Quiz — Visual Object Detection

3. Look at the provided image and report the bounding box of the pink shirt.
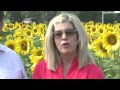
[32,57,105,79]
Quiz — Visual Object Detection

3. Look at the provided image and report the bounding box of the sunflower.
[29,48,44,64]
[23,29,33,39]
[38,23,47,33]
[31,48,44,56]
[106,23,113,29]
[87,33,93,50]
[6,34,13,41]
[21,24,26,29]
[6,23,15,31]
[5,40,20,53]
[95,22,102,26]
[25,25,32,30]
[96,26,106,35]
[29,56,41,64]
[39,34,45,46]
[13,30,21,39]
[113,24,118,30]
[92,39,108,58]
[86,21,94,26]
[32,27,38,35]
[32,22,37,28]
[91,26,96,32]
[14,22,21,29]
[102,31,120,52]
[85,25,91,31]
[13,29,25,40]
[18,38,30,55]
[2,23,9,32]
[117,24,120,30]
[37,27,45,35]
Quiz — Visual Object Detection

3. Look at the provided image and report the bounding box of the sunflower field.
[0,22,47,78]
[0,21,120,79]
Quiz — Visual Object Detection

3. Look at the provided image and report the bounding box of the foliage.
[94,53,120,79]
[85,21,120,79]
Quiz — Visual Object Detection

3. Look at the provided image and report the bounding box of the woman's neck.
[60,52,77,78]
[60,52,77,65]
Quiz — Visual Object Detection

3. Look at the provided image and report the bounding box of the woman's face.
[54,22,78,56]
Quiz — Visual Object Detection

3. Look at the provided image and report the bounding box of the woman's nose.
[62,32,67,39]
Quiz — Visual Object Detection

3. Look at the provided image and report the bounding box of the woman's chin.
[60,51,72,55]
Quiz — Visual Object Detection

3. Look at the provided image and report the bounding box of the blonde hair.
[45,12,95,71]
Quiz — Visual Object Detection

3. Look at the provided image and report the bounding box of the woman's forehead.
[54,22,73,29]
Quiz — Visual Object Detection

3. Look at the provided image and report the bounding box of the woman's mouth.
[62,43,70,48]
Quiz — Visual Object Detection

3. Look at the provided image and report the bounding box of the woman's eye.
[56,32,62,36]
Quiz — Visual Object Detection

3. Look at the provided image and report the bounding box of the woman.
[32,12,105,79]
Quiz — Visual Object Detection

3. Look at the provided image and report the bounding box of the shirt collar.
[56,56,78,78]
[59,56,78,70]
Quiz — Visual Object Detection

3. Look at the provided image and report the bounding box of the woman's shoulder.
[87,63,99,67]
[82,63,103,74]
[37,60,46,65]
[32,60,47,79]
[86,64,102,71]
[36,60,46,68]
[38,60,46,64]
[86,64,105,78]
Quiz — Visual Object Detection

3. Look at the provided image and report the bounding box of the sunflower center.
[35,51,42,56]
[92,28,96,32]
[100,44,107,52]
[21,35,24,39]
[16,26,19,29]
[88,37,92,45]
[23,26,25,28]
[16,36,18,38]
[107,34,117,45]
[8,44,14,50]
[99,29,103,33]
[27,27,31,29]
[34,29,37,33]
[119,25,120,28]
[21,41,27,50]
[27,31,31,36]
[7,25,10,28]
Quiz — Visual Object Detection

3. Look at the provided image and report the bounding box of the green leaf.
[106,74,112,79]
[25,63,31,67]
[0,32,13,36]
